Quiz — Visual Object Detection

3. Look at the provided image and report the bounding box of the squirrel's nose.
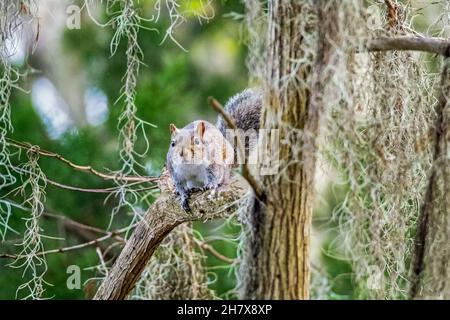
[179,149,184,157]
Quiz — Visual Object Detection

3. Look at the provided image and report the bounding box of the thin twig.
[42,211,126,243]
[194,238,235,264]
[46,177,122,193]
[0,224,136,259]
[46,177,158,194]
[0,234,112,258]
[96,246,109,277]
[208,96,264,199]
[0,200,126,243]
[7,138,158,183]
[10,163,149,194]
[36,233,116,256]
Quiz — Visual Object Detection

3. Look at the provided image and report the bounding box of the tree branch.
[43,211,127,243]
[0,223,133,259]
[93,172,248,300]
[45,177,158,194]
[7,138,157,183]
[194,238,236,264]
[366,36,450,57]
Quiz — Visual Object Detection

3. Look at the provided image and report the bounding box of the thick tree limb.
[366,36,450,57]
[93,172,247,300]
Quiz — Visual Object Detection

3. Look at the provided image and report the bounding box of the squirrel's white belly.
[174,164,209,189]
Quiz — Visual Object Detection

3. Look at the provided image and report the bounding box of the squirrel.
[166,88,262,212]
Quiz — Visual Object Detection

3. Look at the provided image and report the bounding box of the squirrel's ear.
[169,123,179,136]
[196,121,206,139]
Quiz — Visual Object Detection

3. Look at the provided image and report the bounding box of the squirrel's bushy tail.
[216,88,262,136]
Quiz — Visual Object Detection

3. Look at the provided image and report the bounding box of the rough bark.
[410,58,450,299]
[240,1,340,300]
[94,172,247,300]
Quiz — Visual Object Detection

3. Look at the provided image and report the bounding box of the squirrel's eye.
[171,140,175,147]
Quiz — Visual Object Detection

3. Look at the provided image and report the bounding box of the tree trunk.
[240,0,340,300]
[410,58,450,299]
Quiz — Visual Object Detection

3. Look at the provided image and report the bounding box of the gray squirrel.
[166,88,262,211]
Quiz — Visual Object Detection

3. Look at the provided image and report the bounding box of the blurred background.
[0,0,444,299]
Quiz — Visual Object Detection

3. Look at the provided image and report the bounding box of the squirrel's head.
[169,121,209,166]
